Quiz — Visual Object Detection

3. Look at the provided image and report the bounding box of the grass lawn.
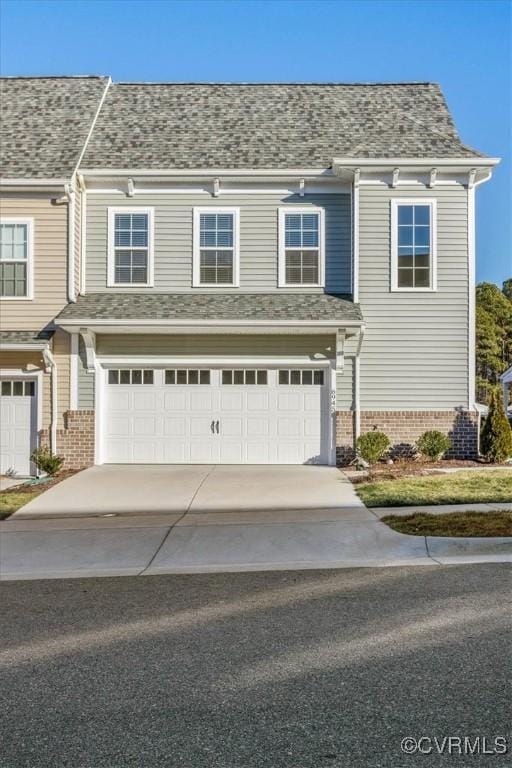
[383,511,512,537]
[356,470,512,508]
[0,489,42,519]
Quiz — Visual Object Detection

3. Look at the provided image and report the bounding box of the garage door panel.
[103,366,330,465]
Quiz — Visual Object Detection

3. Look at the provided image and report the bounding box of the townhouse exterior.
[0,80,499,475]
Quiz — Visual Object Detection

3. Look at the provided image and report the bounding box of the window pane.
[397,269,414,287]
[233,370,244,385]
[108,370,119,384]
[188,369,199,385]
[199,370,210,385]
[314,370,324,385]
[285,266,302,285]
[279,370,289,385]
[222,370,232,385]
[398,206,413,225]
[131,369,142,384]
[200,250,233,284]
[414,268,430,288]
[302,370,313,385]
[176,370,187,385]
[0,224,27,260]
[131,214,148,230]
[414,206,430,226]
[245,369,256,385]
[257,370,267,385]
[398,254,413,268]
[1,381,11,396]
[165,370,175,385]
[415,253,430,268]
[415,226,430,247]
[398,226,413,246]
[290,370,301,385]
[120,370,130,384]
[13,381,23,396]
[143,370,154,384]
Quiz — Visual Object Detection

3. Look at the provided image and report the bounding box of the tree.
[480,390,512,463]
[475,281,512,404]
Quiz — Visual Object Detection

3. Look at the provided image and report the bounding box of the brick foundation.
[336,410,478,466]
[39,410,95,470]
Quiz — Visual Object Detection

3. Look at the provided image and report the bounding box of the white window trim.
[390,198,437,292]
[278,207,325,288]
[192,207,240,288]
[107,207,154,288]
[0,217,34,300]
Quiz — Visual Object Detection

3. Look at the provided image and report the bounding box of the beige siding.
[85,192,351,294]
[0,193,68,329]
[358,184,469,410]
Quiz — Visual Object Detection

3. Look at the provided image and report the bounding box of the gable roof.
[80,82,484,170]
[0,76,109,180]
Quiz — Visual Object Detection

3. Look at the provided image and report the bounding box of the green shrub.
[417,430,452,461]
[31,446,64,476]
[480,390,512,463]
[356,430,390,465]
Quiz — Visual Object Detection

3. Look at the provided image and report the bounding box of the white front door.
[102,366,330,465]
[0,378,37,476]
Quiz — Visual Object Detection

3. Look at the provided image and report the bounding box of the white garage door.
[0,378,37,476]
[102,367,331,464]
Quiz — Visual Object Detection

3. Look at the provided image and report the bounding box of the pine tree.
[480,390,512,463]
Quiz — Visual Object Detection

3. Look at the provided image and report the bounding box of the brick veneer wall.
[336,410,478,466]
[39,410,95,470]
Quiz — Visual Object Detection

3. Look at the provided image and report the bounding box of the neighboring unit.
[0,76,109,476]
[1,80,499,474]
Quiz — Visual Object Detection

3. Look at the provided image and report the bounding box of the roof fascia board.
[57,318,364,330]
[332,157,500,168]
[0,342,50,351]
[0,179,69,188]
[79,168,334,178]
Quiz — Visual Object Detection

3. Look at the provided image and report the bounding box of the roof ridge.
[0,75,109,81]
[111,80,439,87]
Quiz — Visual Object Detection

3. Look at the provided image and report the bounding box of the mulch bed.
[348,459,509,485]
[1,470,78,496]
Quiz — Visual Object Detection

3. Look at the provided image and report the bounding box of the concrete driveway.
[12,464,363,519]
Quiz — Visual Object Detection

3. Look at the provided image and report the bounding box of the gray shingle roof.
[57,293,363,324]
[81,82,483,169]
[0,76,109,179]
[0,330,53,346]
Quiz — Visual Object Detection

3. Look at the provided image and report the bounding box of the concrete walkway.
[1,466,510,580]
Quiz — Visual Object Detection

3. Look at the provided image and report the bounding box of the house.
[0,76,110,476]
[1,81,499,473]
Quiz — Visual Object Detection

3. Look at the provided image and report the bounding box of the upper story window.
[0,219,33,299]
[278,207,325,287]
[107,207,154,287]
[193,207,240,287]
[391,199,437,291]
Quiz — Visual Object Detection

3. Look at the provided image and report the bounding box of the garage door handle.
[210,420,215,434]
[215,420,220,434]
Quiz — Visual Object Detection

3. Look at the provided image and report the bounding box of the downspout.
[42,348,58,453]
[354,325,365,442]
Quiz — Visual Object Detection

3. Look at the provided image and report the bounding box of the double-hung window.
[0,219,33,299]
[108,208,154,287]
[193,207,239,287]
[391,199,437,291]
[278,208,325,287]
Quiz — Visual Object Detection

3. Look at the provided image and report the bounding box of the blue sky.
[1,0,510,286]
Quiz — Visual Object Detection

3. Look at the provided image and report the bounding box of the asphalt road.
[1,564,510,768]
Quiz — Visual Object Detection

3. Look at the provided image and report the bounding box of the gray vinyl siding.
[358,184,469,410]
[85,193,351,293]
[77,336,94,408]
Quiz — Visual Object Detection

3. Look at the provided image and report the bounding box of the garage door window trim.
[107,207,155,288]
